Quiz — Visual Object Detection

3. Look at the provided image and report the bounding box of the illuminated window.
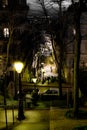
[3,28,9,38]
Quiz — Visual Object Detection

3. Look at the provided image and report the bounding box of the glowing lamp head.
[14,61,24,73]
[32,78,37,83]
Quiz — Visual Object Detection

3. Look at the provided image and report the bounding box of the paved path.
[0,108,49,130]
[0,108,87,130]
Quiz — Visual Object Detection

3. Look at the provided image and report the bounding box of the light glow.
[14,61,24,73]
[32,77,37,83]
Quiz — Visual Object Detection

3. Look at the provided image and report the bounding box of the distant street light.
[32,77,37,84]
[14,61,25,120]
[32,77,37,88]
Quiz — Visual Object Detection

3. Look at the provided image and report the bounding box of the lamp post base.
[17,101,25,121]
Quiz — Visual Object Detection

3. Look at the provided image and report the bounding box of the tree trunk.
[73,10,81,117]
[51,34,63,98]
[73,36,80,117]
[58,62,63,98]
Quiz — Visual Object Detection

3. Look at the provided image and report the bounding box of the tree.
[49,1,71,98]
[72,1,83,118]
[66,0,87,118]
[37,0,74,98]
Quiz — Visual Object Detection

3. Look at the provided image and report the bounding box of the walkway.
[0,107,87,130]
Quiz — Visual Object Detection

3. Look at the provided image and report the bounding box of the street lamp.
[32,77,37,88]
[14,61,25,120]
